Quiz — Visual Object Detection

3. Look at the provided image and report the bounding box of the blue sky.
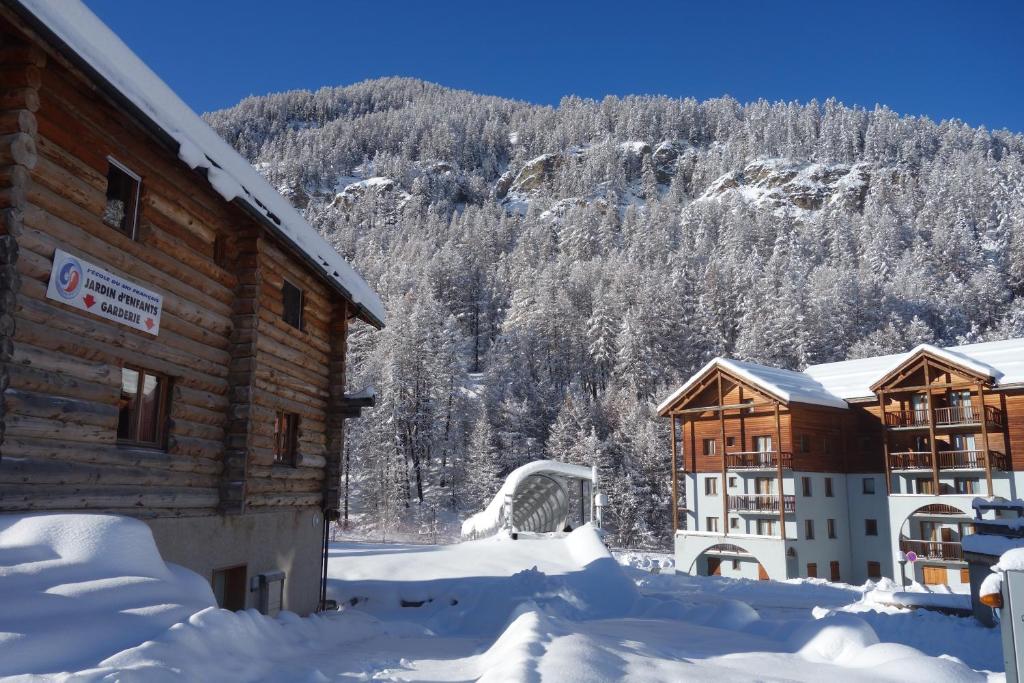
[84,0,1024,132]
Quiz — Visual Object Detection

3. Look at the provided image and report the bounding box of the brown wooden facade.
[0,4,380,613]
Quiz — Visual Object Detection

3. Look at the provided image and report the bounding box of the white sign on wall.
[46,248,163,336]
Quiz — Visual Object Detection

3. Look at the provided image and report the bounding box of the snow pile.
[17,0,386,327]
[0,514,215,676]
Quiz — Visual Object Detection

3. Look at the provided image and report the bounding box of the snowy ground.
[0,514,1005,681]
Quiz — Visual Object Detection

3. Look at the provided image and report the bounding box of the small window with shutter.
[282,280,304,330]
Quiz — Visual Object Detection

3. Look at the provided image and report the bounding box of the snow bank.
[0,513,214,676]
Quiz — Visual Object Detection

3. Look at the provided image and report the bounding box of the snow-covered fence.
[461,460,601,539]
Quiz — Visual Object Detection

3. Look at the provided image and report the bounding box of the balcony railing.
[888,449,1007,471]
[885,403,1004,429]
[728,494,796,514]
[724,451,793,470]
[899,538,964,561]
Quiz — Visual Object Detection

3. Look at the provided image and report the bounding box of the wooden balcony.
[885,403,1004,429]
[888,449,1007,471]
[728,494,796,514]
[724,451,793,470]
[899,538,964,561]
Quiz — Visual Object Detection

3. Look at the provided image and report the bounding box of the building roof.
[804,338,1024,400]
[12,0,386,328]
[660,337,1024,414]
[656,358,849,414]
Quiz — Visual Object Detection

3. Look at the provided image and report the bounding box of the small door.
[829,561,840,582]
[753,436,772,452]
[707,557,721,576]
[212,565,247,611]
[949,390,974,420]
[910,394,929,424]
[755,477,772,495]
[757,563,769,581]
[951,434,976,451]
[806,563,817,578]
[922,565,947,585]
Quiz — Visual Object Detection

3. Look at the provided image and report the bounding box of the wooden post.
[775,401,786,540]
[923,359,940,495]
[670,413,678,532]
[718,374,728,536]
[979,382,993,496]
[880,390,892,495]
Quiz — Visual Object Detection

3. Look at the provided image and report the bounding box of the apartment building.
[658,338,1024,589]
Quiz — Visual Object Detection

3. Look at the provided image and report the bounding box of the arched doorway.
[898,503,972,589]
[699,543,770,581]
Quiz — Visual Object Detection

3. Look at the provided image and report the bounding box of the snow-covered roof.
[660,337,1024,413]
[657,357,849,414]
[804,338,1024,400]
[13,0,385,328]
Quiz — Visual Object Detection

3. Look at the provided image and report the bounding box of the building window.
[702,438,717,456]
[862,477,875,495]
[706,517,719,532]
[802,477,812,497]
[282,280,304,330]
[915,478,934,495]
[954,478,977,495]
[756,519,774,536]
[823,437,833,455]
[214,234,229,268]
[726,436,736,447]
[704,477,718,496]
[104,157,141,238]
[730,517,739,529]
[865,519,878,536]
[798,434,811,453]
[212,565,247,611]
[806,563,817,578]
[804,520,815,540]
[825,477,834,497]
[117,366,169,447]
[867,561,881,580]
[728,476,737,488]
[830,561,841,582]
[959,522,975,537]
[827,519,837,539]
[960,567,970,584]
[732,559,740,570]
[273,411,299,465]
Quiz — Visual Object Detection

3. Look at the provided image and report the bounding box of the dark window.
[212,565,247,611]
[825,477,834,497]
[730,517,739,529]
[830,561,841,582]
[827,518,837,539]
[702,438,716,456]
[214,234,229,269]
[865,519,878,536]
[706,516,719,532]
[117,366,169,447]
[726,436,736,447]
[282,280,304,330]
[799,434,811,453]
[802,477,812,497]
[704,477,718,496]
[728,476,737,488]
[104,158,141,238]
[867,561,882,579]
[823,437,833,455]
[273,412,299,465]
[806,562,817,578]
[732,559,739,570]
[805,519,815,540]
[862,477,875,495]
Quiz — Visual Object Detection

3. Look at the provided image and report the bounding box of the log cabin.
[658,337,1024,594]
[0,0,385,615]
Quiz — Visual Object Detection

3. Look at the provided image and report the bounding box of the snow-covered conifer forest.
[205,78,1024,546]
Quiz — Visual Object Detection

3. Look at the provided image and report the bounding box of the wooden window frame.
[864,518,878,536]
[960,567,970,584]
[726,436,736,447]
[801,476,812,497]
[804,519,815,540]
[827,518,837,539]
[825,477,834,498]
[282,279,305,331]
[829,560,841,582]
[104,156,142,240]
[702,438,717,456]
[117,365,170,449]
[273,411,299,466]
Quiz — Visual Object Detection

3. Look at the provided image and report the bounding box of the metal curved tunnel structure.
[461,461,602,539]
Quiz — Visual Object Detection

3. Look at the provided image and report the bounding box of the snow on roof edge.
[14,0,386,327]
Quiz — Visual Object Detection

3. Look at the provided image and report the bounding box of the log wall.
[0,12,352,517]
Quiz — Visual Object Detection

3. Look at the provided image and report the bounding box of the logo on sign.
[55,255,83,300]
